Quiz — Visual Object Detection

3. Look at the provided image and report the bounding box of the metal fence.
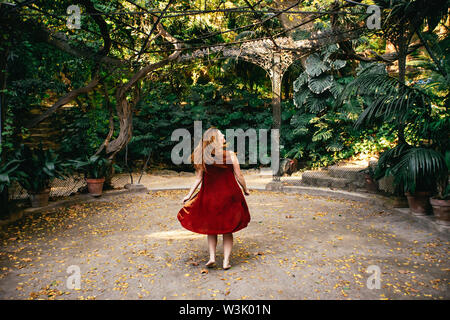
[8,174,132,201]
[7,160,396,201]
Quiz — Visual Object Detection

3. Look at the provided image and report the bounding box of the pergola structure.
[178,27,361,135]
[3,0,368,178]
[177,25,361,180]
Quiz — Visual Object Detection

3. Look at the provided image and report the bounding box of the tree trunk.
[105,17,183,157]
[271,52,282,181]
[0,46,8,151]
[396,31,408,145]
[0,28,9,212]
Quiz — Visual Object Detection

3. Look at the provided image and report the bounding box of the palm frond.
[391,147,448,193]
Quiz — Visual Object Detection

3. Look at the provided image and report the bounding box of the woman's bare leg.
[206,235,217,267]
[223,233,233,269]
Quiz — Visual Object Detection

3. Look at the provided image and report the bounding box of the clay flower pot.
[405,191,432,216]
[430,198,450,226]
[86,178,105,197]
[29,188,51,208]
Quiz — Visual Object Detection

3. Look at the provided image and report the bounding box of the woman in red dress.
[177,127,250,270]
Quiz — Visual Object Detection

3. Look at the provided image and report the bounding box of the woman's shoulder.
[225,150,236,163]
[225,150,236,156]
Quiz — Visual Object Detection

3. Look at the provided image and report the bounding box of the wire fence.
[7,160,396,201]
[8,174,133,201]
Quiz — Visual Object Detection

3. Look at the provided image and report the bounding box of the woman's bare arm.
[230,151,250,195]
[182,169,203,203]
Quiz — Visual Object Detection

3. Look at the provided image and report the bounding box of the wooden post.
[271,52,282,181]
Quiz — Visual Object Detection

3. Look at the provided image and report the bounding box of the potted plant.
[372,144,411,208]
[16,144,68,208]
[71,155,111,197]
[339,44,449,212]
[390,147,447,216]
[429,151,450,225]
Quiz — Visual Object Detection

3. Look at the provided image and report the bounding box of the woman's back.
[177,162,250,235]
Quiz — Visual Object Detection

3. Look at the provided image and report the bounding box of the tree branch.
[26,71,100,128]
[43,30,124,67]
[106,14,183,156]
[335,42,423,64]
[26,0,118,128]
[94,81,115,156]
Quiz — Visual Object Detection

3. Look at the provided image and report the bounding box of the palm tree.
[339,0,449,197]
[340,63,447,195]
[372,0,449,142]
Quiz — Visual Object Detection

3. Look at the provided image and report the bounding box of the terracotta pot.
[430,197,450,226]
[405,191,432,216]
[364,174,378,193]
[86,178,105,197]
[29,189,50,208]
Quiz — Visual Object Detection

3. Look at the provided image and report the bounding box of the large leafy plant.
[291,45,347,161]
[0,159,27,193]
[289,45,380,166]
[293,44,347,114]
[15,144,68,193]
[131,82,273,167]
[340,62,449,195]
[390,148,448,195]
[71,155,112,179]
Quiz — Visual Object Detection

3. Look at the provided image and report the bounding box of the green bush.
[15,144,68,193]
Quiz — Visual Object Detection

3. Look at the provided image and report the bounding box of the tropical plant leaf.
[329,81,344,98]
[308,74,334,94]
[290,113,315,127]
[312,129,333,142]
[323,44,339,61]
[304,94,328,113]
[391,147,447,193]
[305,54,330,77]
[293,89,310,109]
[326,141,344,152]
[293,73,308,92]
[330,59,346,70]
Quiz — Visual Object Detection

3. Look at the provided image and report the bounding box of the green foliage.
[374,0,449,34]
[0,159,27,193]
[129,81,274,167]
[391,147,447,194]
[341,37,449,196]
[70,155,113,179]
[340,63,432,130]
[2,0,447,180]
[15,144,68,193]
[289,45,392,167]
[58,103,112,159]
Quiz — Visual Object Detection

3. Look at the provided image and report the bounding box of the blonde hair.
[191,127,228,172]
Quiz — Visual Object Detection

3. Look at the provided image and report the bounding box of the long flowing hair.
[191,127,228,172]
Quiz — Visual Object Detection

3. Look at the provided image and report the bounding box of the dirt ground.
[0,182,448,300]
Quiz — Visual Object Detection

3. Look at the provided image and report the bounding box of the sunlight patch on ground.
[145,229,204,240]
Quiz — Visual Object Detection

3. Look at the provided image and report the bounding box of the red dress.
[177,164,251,235]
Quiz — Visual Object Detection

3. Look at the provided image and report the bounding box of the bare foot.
[205,260,216,268]
[223,261,231,270]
